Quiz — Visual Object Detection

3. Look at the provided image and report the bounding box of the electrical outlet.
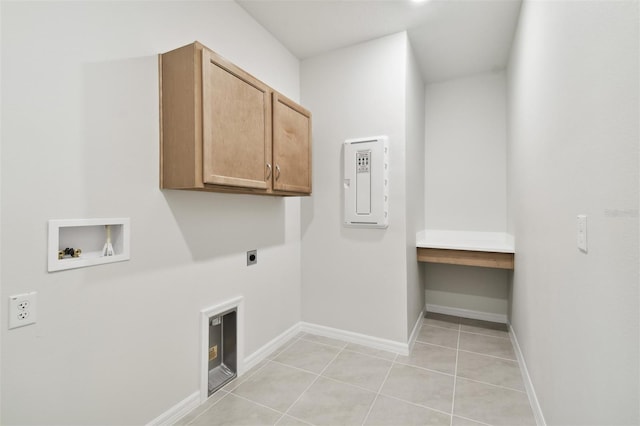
[9,292,37,329]
[247,249,257,266]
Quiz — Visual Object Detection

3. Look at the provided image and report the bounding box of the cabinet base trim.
[418,247,514,269]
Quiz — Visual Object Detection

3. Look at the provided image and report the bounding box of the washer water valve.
[58,247,82,259]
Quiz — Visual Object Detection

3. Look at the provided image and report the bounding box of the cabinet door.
[272,93,312,194]
[202,49,272,190]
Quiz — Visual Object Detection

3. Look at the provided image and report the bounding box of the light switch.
[577,215,587,253]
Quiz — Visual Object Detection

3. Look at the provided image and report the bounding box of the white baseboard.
[509,324,546,426]
[243,322,301,372]
[299,321,409,355]
[146,391,199,426]
[426,304,508,324]
[408,306,426,353]
[244,320,409,367]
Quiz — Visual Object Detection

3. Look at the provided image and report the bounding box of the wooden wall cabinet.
[159,42,312,196]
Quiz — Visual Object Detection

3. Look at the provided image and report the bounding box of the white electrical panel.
[343,136,389,228]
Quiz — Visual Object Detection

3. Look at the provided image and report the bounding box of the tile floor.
[177,313,536,426]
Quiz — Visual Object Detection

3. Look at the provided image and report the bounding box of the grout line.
[269,339,398,374]
[267,357,511,425]
[188,336,291,425]
[413,339,459,351]
[360,348,398,425]
[276,414,315,426]
[450,321,461,426]
[425,318,510,340]
[453,414,493,426]
[185,390,229,425]
[269,358,330,376]
[376,353,398,394]
[229,339,316,426]
[278,345,346,421]
[361,392,381,425]
[454,376,528,394]
[269,336,303,360]
[375,335,453,418]
[457,348,517,362]
[392,360,456,378]
[459,329,511,340]
[341,346,401,362]
[215,389,315,426]
[319,372,387,395]
[225,356,273,392]
[363,330,459,421]
[222,392,286,417]
[228,384,315,426]
[374,392,452,418]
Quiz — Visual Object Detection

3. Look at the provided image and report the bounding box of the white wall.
[423,72,509,318]
[405,41,426,335]
[300,33,409,343]
[0,2,3,417]
[1,2,302,424]
[425,264,509,317]
[508,1,639,424]
[425,72,507,232]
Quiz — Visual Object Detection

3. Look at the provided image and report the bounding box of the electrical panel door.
[343,136,389,228]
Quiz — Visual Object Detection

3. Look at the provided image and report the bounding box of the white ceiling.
[236,0,523,83]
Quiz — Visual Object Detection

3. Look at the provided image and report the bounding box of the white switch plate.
[577,215,588,253]
[9,292,37,329]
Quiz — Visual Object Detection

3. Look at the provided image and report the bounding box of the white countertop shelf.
[416,230,515,253]
[416,230,515,269]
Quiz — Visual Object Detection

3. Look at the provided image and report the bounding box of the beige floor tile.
[222,359,269,392]
[175,390,228,425]
[180,329,536,426]
[397,342,457,374]
[231,362,316,412]
[343,343,398,361]
[459,332,516,360]
[268,337,302,360]
[380,364,454,413]
[456,351,524,391]
[322,350,393,391]
[424,313,461,330]
[275,415,313,426]
[460,318,509,338]
[190,393,281,426]
[364,395,450,426]
[299,334,348,348]
[273,339,342,373]
[416,325,459,349]
[454,378,535,426]
[287,376,376,425]
[452,416,490,426]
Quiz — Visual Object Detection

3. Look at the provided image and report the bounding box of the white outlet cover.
[9,292,37,329]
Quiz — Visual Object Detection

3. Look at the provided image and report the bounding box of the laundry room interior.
[1,1,638,425]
